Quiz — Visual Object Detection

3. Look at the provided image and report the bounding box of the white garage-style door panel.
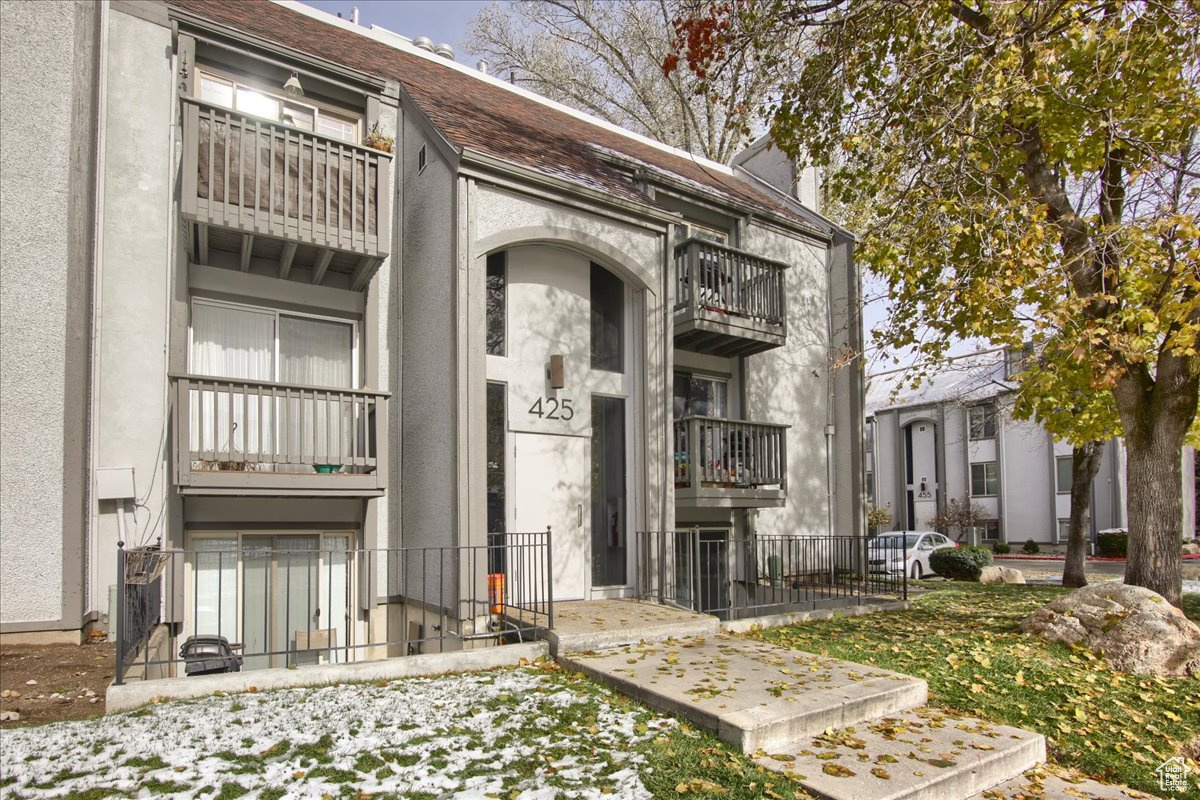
[512,432,590,601]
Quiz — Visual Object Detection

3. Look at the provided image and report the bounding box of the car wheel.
[911,561,923,580]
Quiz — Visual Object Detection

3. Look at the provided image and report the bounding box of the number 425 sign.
[528,396,575,421]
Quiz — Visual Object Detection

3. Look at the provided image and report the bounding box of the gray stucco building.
[0,0,863,655]
[866,348,1196,548]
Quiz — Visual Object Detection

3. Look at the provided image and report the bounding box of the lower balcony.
[171,374,389,496]
[673,416,789,508]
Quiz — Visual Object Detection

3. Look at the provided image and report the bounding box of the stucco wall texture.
[0,0,78,624]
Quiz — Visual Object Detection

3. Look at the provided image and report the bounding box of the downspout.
[825,244,836,536]
[661,223,674,535]
[87,0,111,616]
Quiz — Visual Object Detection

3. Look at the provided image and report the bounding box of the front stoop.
[755,707,1045,800]
[559,635,928,754]
[547,600,720,655]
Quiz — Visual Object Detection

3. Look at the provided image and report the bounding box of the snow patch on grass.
[0,666,674,799]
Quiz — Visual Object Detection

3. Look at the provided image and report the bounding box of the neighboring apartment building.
[865,348,1197,547]
[0,0,863,652]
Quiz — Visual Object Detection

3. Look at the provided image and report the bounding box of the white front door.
[512,432,590,601]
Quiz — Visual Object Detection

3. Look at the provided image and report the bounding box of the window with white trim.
[968,405,997,440]
[197,70,359,143]
[1056,455,1073,494]
[970,461,998,496]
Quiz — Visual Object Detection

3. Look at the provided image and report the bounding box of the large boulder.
[979,566,1026,585]
[1020,583,1200,676]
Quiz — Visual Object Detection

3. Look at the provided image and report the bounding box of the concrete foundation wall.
[0,0,98,630]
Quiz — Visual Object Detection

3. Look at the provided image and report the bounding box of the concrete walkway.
[561,630,1047,800]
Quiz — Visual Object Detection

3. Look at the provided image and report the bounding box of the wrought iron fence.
[635,530,907,619]
[114,531,553,684]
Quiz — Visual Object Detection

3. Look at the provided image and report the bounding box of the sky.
[299,0,495,66]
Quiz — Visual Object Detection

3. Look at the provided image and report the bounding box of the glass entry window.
[190,533,352,671]
[189,299,355,468]
[591,397,627,587]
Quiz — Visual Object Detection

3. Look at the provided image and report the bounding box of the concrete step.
[966,767,1162,800]
[755,707,1045,800]
[547,600,720,655]
[559,634,927,754]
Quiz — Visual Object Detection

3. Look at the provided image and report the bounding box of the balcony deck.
[180,98,392,291]
[673,238,788,357]
[170,374,388,496]
[674,416,788,508]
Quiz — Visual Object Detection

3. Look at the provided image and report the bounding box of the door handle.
[578,504,583,527]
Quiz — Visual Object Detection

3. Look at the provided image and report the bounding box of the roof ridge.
[272,0,735,176]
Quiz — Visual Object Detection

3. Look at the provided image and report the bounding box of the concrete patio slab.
[756,706,1045,800]
[548,600,719,655]
[559,634,927,754]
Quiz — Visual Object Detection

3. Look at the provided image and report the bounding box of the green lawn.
[752,584,1200,798]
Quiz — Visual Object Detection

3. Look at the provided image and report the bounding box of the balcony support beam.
[197,222,209,264]
[279,241,298,280]
[240,233,254,272]
[349,255,376,292]
[312,248,334,285]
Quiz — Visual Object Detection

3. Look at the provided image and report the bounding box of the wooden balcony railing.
[674,416,788,507]
[171,374,389,496]
[673,238,788,356]
[180,97,391,261]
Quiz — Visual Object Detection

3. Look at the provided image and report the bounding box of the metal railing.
[114,530,553,684]
[181,97,391,259]
[171,374,389,492]
[674,238,788,324]
[674,416,788,489]
[636,530,906,620]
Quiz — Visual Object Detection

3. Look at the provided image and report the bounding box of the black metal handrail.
[114,530,554,684]
[635,530,906,620]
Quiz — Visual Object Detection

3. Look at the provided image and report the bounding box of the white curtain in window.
[189,304,275,458]
[192,538,238,641]
[280,316,353,464]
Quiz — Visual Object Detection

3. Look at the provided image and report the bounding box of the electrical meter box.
[96,467,135,500]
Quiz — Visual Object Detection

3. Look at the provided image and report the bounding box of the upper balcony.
[674,416,789,508]
[170,374,389,496]
[180,97,392,291]
[673,238,788,357]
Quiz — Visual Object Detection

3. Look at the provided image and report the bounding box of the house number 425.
[528,397,575,421]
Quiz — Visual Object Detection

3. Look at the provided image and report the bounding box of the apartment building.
[0,0,862,661]
[865,349,1196,547]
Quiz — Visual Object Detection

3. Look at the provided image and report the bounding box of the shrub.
[929,546,993,581]
[1022,539,1040,554]
[992,541,1011,555]
[1097,531,1128,558]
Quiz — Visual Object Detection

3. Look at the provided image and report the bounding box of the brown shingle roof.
[169,0,815,227]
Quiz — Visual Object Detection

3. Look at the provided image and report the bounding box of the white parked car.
[868,531,958,579]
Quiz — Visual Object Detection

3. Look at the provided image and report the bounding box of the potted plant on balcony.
[363,122,393,153]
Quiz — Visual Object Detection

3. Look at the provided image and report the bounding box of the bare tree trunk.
[1063,441,1104,589]
[1115,367,1194,608]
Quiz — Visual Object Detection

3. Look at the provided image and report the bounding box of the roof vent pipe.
[351,6,359,25]
[434,43,455,60]
[413,36,435,53]
[476,59,489,74]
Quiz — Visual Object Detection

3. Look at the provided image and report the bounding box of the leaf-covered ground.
[754,584,1200,799]
[0,662,813,800]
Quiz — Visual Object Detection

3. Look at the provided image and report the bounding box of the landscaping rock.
[1020,583,1200,676]
[0,711,20,723]
[1183,542,1200,556]
[979,566,1026,585]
